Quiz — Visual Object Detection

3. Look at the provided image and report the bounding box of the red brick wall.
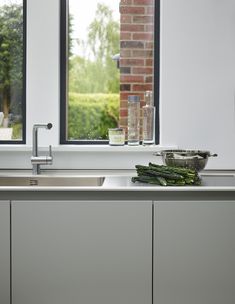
[119,0,155,132]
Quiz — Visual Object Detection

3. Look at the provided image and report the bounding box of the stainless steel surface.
[200,174,235,187]
[104,174,235,188]
[0,176,105,187]
[31,123,53,175]
[0,170,235,189]
[154,149,217,171]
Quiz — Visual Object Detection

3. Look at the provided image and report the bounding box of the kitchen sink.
[0,176,105,187]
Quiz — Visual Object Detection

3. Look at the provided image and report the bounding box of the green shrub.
[12,122,22,139]
[68,93,119,140]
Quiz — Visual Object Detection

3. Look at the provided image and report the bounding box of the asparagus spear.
[135,165,184,180]
[149,162,197,178]
[132,163,201,186]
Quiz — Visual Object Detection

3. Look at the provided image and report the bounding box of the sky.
[0,0,119,56]
[0,0,21,5]
[69,0,119,55]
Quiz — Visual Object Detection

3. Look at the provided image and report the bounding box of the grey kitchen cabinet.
[154,201,235,304]
[0,201,10,304]
[12,200,152,304]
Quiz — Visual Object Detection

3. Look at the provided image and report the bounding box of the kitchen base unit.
[154,201,235,304]
[0,201,10,304]
[12,200,152,304]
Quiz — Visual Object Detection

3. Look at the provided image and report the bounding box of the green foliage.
[69,3,120,94]
[0,3,23,119]
[68,93,119,140]
[68,3,120,141]
[12,122,22,139]
[68,13,74,62]
[87,3,119,64]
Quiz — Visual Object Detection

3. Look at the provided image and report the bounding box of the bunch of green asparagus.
[132,163,201,186]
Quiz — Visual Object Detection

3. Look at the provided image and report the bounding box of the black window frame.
[60,0,160,145]
[0,0,27,144]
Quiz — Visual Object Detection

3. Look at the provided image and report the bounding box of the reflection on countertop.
[0,169,235,191]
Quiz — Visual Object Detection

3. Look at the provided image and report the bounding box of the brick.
[147,6,154,14]
[121,41,144,49]
[120,124,128,135]
[121,24,145,32]
[133,33,154,40]
[132,67,153,74]
[120,58,145,66]
[120,6,145,15]
[145,58,153,66]
[133,0,154,5]
[120,0,132,4]
[119,117,128,127]
[133,15,153,23]
[120,109,128,117]
[120,91,144,102]
[132,84,153,91]
[120,67,131,74]
[121,15,132,23]
[120,92,144,101]
[120,84,131,91]
[118,124,127,133]
[132,49,153,57]
[120,100,128,108]
[120,32,132,40]
[145,24,154,32]
[120,92,131,101]
[145,42,154,49]
[140,101,147,108]
[139,94,145,102]
[145,76,153,83]
[120,49,132,57]
[121,75,144,83]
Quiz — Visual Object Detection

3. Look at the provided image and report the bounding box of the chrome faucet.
[31,123,53,175]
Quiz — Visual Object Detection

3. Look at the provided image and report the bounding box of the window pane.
[67,0,120,141]
[119,0,156,142]
[61,0,157,143]
[0,0,25,142]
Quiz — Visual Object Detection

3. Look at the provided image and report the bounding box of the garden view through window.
[61,0,157,143]
[0,0,25,142]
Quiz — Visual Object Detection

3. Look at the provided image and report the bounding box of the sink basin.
[0,176,105,187]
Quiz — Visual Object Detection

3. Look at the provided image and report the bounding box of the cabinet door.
[0,201,10,304]
[154,201,235,304]
[12,201,152,304]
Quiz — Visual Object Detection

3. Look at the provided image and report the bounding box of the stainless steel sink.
[0,176,105,187]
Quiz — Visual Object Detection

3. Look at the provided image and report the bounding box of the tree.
[87,3,119,93]
[69,3,120,94]
[68,12,74,62]
[87,3,119,63]
[0,3,23,126]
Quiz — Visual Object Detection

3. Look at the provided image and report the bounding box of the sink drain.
[29,179,38,186]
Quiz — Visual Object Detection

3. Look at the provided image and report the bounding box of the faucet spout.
[31,123,53,174]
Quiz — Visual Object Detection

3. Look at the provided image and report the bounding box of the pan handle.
[209,153,218,157]
[153,151,163,156]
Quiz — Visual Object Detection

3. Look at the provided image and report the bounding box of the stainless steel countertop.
[0,169,235,192]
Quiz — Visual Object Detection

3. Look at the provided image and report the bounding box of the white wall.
[160,0,235,169]
[0,0,235,170]
[26,0,59,146]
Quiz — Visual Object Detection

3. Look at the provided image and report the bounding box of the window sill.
[0,144,176,152]
[53,144,176,153]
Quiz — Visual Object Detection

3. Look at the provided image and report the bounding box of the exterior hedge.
[68,93,119,140]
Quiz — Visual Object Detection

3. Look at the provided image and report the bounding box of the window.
[60,0,159,144]
[0,0,26,143]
